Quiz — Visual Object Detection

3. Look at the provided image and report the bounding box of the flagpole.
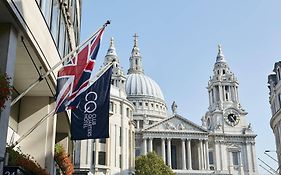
[10,62,113,148]
[10,20,111,107]
[11,108,55,148]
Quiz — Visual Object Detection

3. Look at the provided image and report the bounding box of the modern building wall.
[0,0,81,174]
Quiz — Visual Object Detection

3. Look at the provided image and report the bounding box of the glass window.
[110,102,114,112]
[119,127,122,146]
[58,13,66,57]
[126,108,129,117]
[40,0,52,26]
[209,151,214,165]
[232,152,239,166]
[99,138,106,144]
[98,151,106,165]
[119,154,122,168]
[64,34,69,56]
[92,151,95,165]
[135,149,141,157]
[50,0,60,45]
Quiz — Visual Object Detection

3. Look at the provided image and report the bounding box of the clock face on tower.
[224,110,240,126]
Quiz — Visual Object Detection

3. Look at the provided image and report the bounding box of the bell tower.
[103,37,126,90]
[203,45,250,134]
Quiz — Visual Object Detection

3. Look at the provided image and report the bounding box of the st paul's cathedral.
[74,35,258,175]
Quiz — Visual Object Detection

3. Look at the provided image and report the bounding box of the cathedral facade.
[74,36,258,175]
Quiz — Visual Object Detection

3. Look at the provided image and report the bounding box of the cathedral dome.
[125,34,167,121]
[125,73,164,101]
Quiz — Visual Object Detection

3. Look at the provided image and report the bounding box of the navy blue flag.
[70,66,112,140]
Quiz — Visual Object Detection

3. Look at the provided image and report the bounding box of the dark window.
[50,0,60,45]
[92,151,95,165]
[98,151,106,165]
[119,127,122,146]
[232,152,239,165]
[110,102,114,112]
[135,149,141,157]
[99,138,106,144]
[126,108,129,117]
[209,152,214,165]
[119,154,122,168]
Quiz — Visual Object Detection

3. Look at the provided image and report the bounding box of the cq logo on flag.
[81,91,98,137]
[84,92,98,113]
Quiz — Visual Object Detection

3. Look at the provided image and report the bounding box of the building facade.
[73,38,135,175]
[126,39,258,174]
[268,61,281,174]
[0,0,81,174]
[77,35,258,175]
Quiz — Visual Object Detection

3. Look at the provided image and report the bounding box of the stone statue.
[201,116,207,127]
[171,101,177,114]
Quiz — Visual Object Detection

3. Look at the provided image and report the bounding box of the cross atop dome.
[128,33,144,74]
[133,33,139,47]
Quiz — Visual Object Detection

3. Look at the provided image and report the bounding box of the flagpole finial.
[104,20,111,27]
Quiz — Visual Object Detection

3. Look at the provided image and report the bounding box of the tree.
[135,152,175,175]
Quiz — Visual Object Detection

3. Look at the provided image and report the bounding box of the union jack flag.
[55,27,105,113]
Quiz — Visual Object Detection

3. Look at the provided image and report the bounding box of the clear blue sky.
[81,0,281,174]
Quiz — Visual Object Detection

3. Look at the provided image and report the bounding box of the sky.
[80,0,281,174]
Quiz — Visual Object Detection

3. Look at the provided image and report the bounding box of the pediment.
[226,143,241,151]
[143,114,208,133]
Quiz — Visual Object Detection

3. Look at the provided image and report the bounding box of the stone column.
[251,142,257,173]
[181,139,186,169]
[0,24,17,173]
[235,86,239,103]
[187,139,192,170]
[95,139,99,166]
[148,138,153,152]
[199,139,203,170]
[106,138,110,167]
[137,120,140,129]
[214,141,221,170]
[161,138,166,164]
[219,85,223,101]
[205,140,209,170]
[143,138,147,155]
[167,138,172,167]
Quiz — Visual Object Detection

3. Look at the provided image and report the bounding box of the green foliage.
[135,152,175,175]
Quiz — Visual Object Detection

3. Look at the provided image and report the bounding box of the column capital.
[161,137,166,141]
[167,138,172,141]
